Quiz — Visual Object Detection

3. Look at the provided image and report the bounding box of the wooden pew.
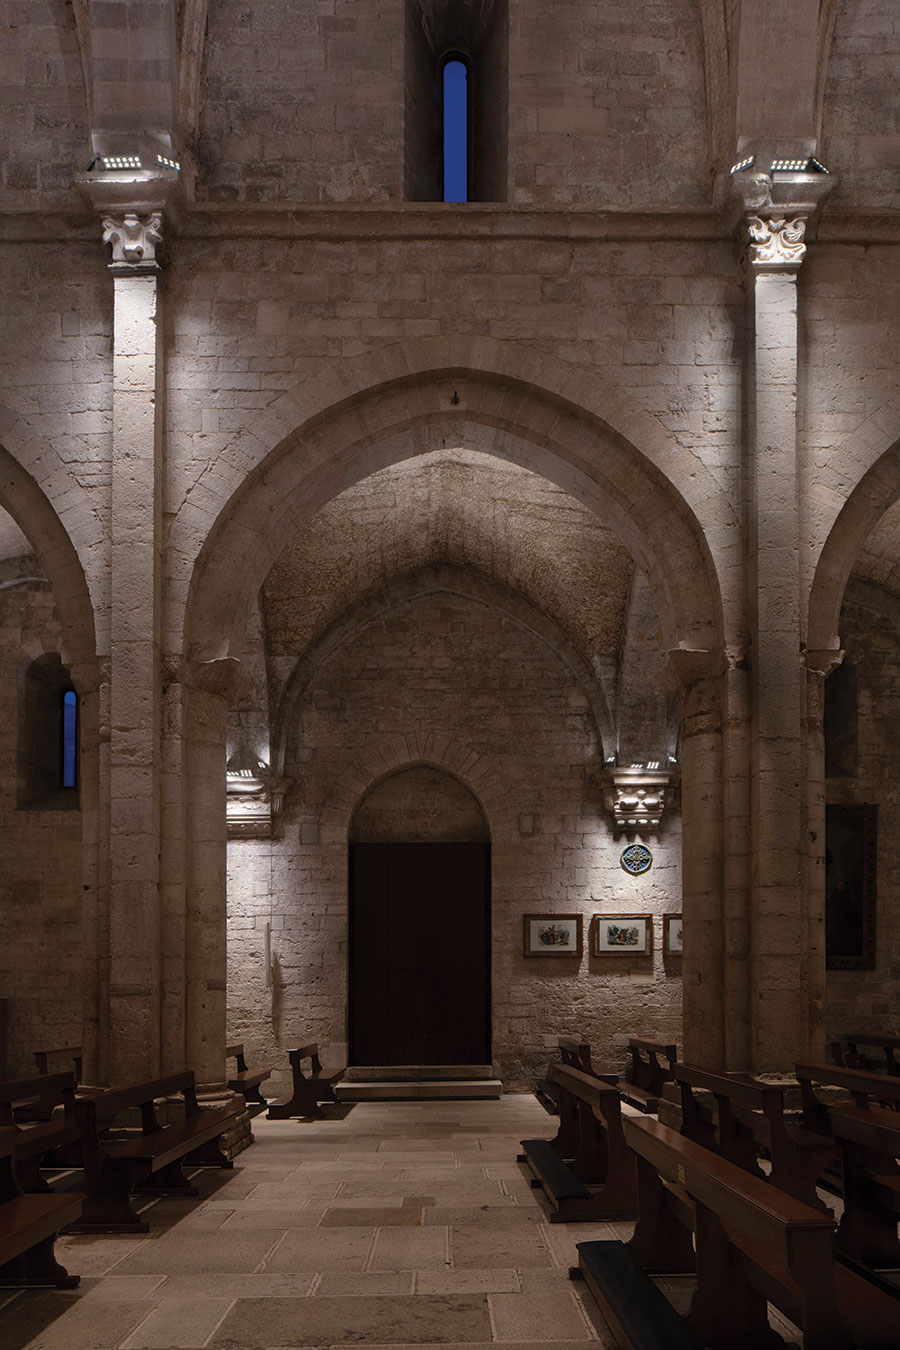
[829,1104,900,1268]
[266,1044,340,1120]
[797,1061,900,1138]
[0,1127,83,1288]
[225,1043,271,1112]
[620,1037,676,1113]
[0,1073,81,1193]
[520,1063,637,1222]
[535,1035,612,1115]
[13,1047,82,1122]
[676,1062,837,1211]
[521,1040,617,1187]
[71,1072,240,1232]
[576,1114,900,1350]
[844,1034,900,1078]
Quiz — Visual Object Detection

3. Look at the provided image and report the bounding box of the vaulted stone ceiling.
[848,500,900,602]
[259,448,640,709]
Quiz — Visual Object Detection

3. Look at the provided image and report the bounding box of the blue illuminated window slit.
[443,59,468,202]
[61,689,77,788]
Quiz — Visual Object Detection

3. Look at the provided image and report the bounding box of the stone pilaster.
[735,167,834,1069]
[105,212,165,1082]
[667,649,726,1067]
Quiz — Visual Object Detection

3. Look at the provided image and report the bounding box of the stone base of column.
[219,1105,254,1160]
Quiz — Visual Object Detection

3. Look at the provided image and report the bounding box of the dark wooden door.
[349,842,490,1066]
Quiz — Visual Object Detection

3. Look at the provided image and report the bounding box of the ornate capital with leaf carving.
[746,215,808,270]
[102,212,163,268]
[595,764,679,835]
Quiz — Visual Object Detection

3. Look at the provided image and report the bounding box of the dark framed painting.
[592,914,652,956]
[825,803,877,971]
[523,913,583,957]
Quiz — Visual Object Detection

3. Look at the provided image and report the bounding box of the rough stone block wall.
[198,0,406,202]
[507,0,710,207]
[0,242,113,631]
[823,0,900,210]
[227,588,682,1094]
[0,567,82,1077]
[824,580,900,1036]
[0,0,88,210]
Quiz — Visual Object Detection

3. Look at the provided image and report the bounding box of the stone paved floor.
[0,1096,806,1349]
[0,1096,631,1350]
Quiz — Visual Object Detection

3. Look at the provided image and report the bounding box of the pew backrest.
[623,1114,836,1269]
[795,1060,900,1133]
[557,1036,618,1084]
[0,1071,76,1126]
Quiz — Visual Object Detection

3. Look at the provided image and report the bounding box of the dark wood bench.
[796,1060,900,1138]
[534,1035,616,1125]
[70,1072,240,1232]
[575,1114,900,1350]
[226,1043,271,1113]
[0,1073,82,1193]
[676,1061,837,1211]
[829,1104,900,1268]
[844,1033,900,1077]
[519,1063,637,1222]
[13,1047,82,1123]
[522,1041,616,1186]
[266,1044,340,1120]
[0,1126,83,1288]
[620,1037,676,1113]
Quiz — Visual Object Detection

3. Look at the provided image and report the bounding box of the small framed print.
[663,914,683,957]
[592,914,652,956]
[524,913,583,957]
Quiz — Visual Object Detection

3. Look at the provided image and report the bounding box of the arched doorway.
[348,765,491,1068]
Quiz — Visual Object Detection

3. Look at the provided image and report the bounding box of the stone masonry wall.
[823,0,900,211]
[824,579,900,1038]
[0,0,88,211]
[227,587,682,1094]
[0,565,82,1077]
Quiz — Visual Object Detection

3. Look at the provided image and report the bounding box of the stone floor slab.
[489,1291,596,1341]
[0,1292,150,1350]
[113,1230,286,1275]
[322,1206,422,1226]
[414,1267,522,1294]
[157,1274,316,1299]
[450,1224,553,1269]
[368,1225,449,1271]
[314,1272,415,1296]
[120,1296,235,1349]
[210,1294,492,1347]
[262,1226,375,1272]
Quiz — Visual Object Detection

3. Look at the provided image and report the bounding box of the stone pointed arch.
[182,342,728,669]
[808,434,900,654]
[319,733,512,847]
[270,562,617,777]
[0,437,97,682]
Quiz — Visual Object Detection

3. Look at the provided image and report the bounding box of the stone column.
[668,650,726,1066]
[104,213,165,1082]
[738,176,831,1069]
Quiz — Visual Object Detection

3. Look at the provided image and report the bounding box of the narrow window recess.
[61,688,78,789]
[443,57,469,202]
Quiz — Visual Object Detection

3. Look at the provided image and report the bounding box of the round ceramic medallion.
[620,843,652,875]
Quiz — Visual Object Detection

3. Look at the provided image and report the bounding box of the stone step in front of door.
[334,1078,503,1101]
[343,1064,494,1082]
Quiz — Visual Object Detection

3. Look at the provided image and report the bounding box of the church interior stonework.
[2,1,900,1345]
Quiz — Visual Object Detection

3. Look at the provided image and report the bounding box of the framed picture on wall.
[825,803,877,970]
[663,914,683,956]
[523,913,583,956]
[592,914,652,956]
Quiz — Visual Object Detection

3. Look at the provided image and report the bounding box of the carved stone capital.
[102,212,163,269]
[595,764,679,834]
[746,214,808,269]
[806,647,845,679]
[226,770,292,840]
